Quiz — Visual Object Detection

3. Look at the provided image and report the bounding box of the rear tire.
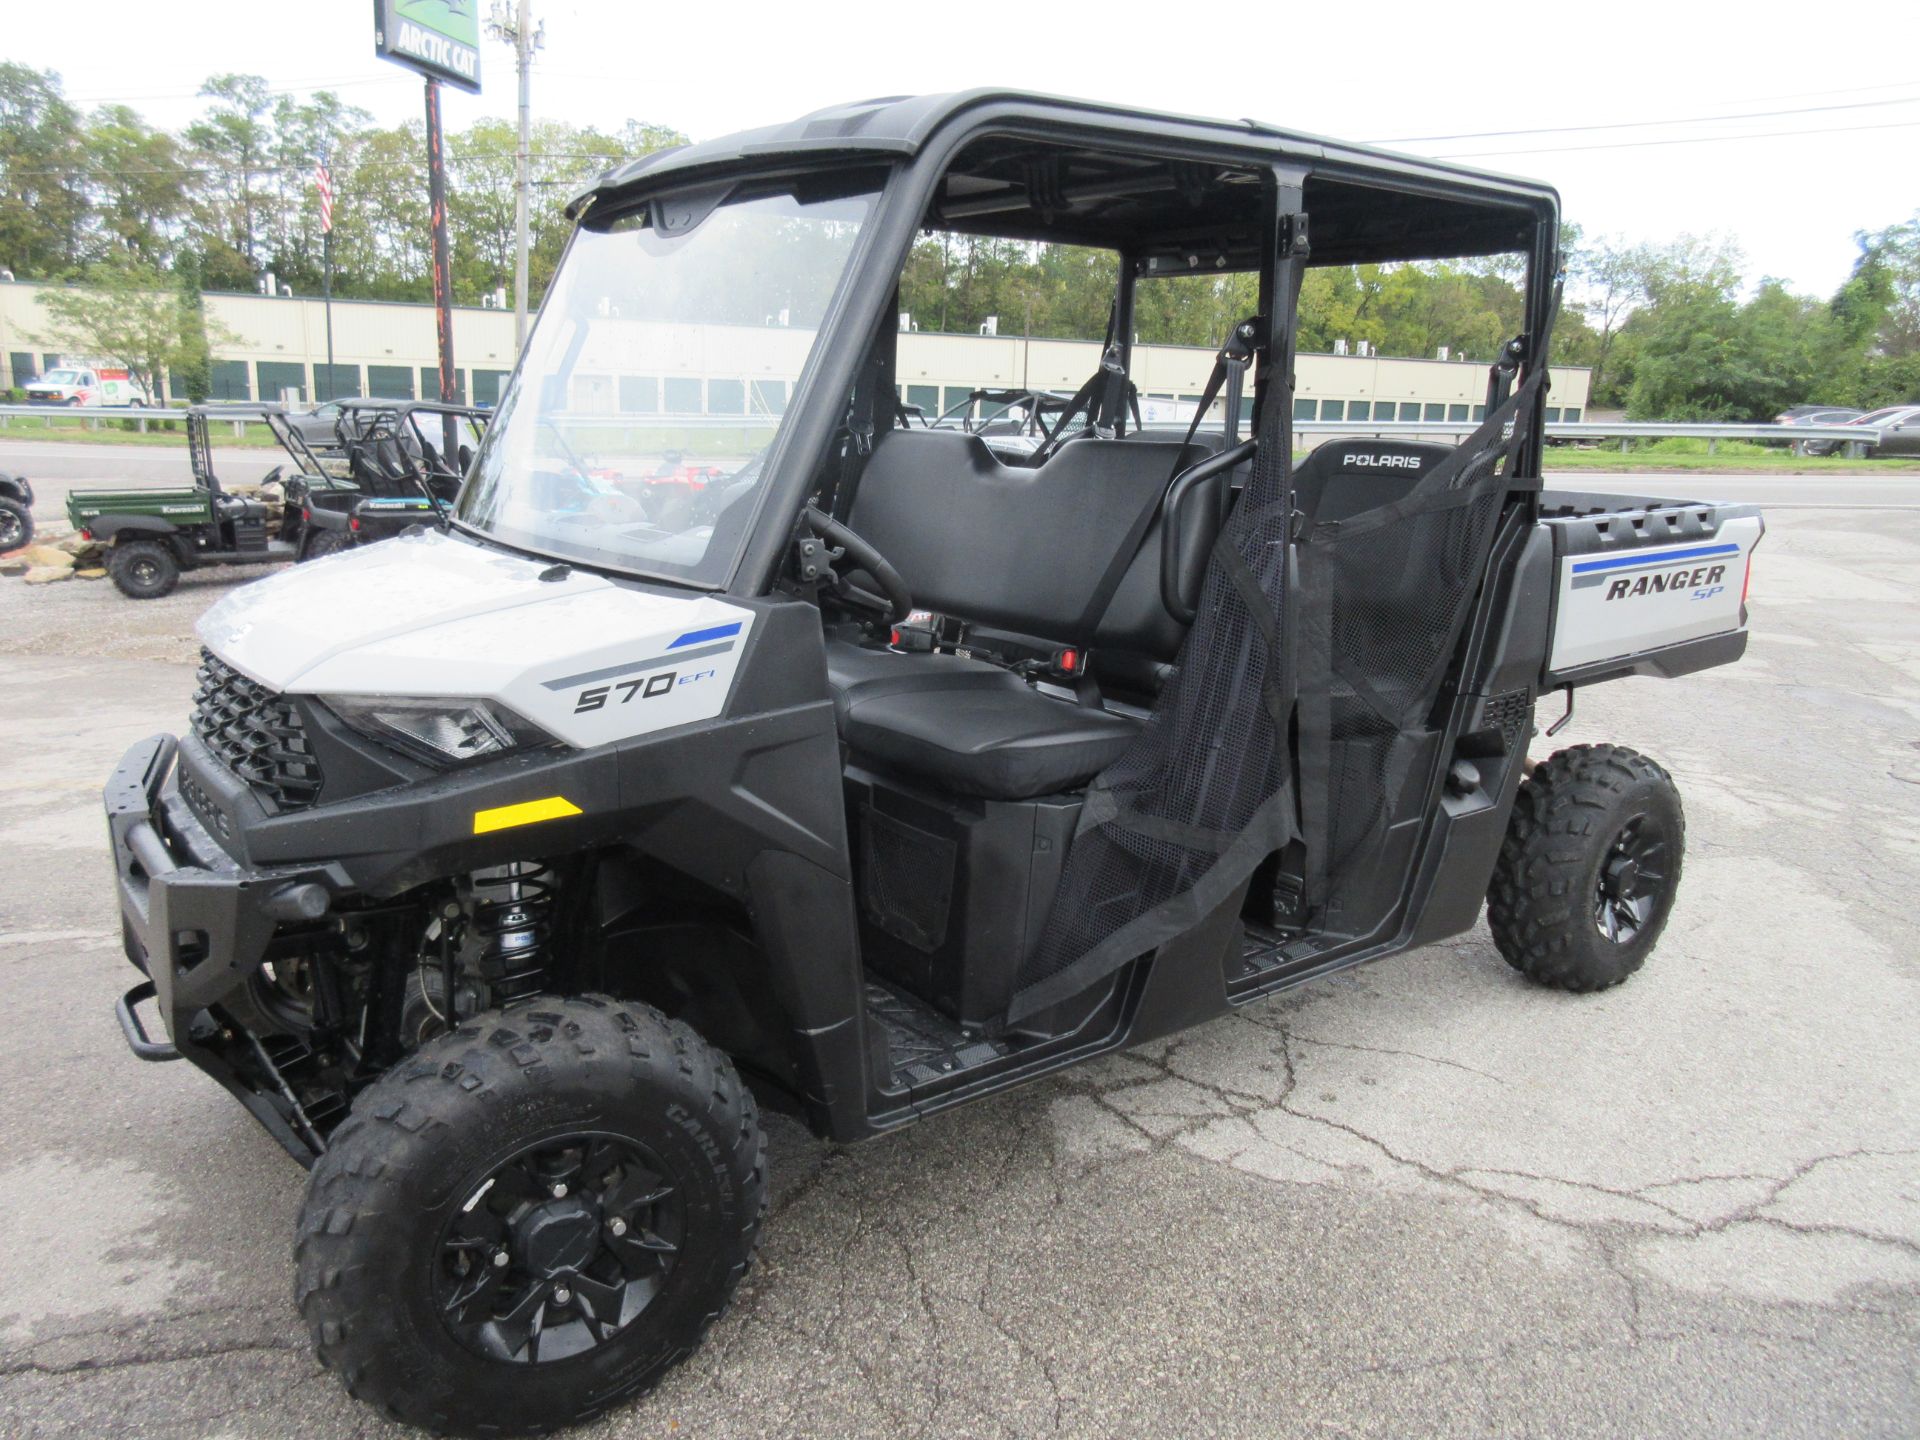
[1486,744,1684,992]
[302,528,349,560]
[295,995,767,1437]
[0,496,30,552]
[107,539,180,599]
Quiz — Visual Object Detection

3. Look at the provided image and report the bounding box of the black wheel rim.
[0,511,20,550]
[434,1133,683,1365]
[1593,813,1670,945]
[130,558,159,587]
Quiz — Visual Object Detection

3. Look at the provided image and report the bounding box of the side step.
[864,980,1008,1090]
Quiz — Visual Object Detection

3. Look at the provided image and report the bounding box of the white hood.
[198,528,757,749]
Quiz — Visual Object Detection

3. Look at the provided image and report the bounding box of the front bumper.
[106,733,341,1161]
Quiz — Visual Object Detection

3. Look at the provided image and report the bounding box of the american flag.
[314,159,334,235]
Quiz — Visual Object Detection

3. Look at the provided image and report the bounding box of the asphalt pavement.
[0,498,1915,1439]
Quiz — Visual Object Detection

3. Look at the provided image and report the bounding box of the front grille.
[190,649,324,811]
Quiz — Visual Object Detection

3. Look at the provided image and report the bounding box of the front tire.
[295,996,767,1437]
[107,538,180,599]
[1486,744,1684,992]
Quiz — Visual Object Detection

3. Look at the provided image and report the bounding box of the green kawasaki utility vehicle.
[66,403,315,598]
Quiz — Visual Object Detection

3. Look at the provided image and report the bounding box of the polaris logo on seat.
[1343,453,1423,469]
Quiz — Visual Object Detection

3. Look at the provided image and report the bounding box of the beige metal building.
[0,280,1590,423]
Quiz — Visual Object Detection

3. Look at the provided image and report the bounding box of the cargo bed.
[1538,489,1764,688]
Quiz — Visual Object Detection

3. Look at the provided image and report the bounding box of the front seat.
[828,639,1140,801]
[820,424,1227,801]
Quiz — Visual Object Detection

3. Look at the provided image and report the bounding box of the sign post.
[373,0,482,443]
[424,77,456,417]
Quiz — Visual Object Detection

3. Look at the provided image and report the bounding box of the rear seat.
[827,428,1229,800]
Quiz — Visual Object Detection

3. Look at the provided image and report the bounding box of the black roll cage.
[569,95,1559,603]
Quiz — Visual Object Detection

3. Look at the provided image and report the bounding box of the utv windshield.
[456,176,879,585]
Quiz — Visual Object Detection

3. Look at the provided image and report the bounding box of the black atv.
[287,399,487,557]
[0,470,33,551]
[100,92,1762,1436]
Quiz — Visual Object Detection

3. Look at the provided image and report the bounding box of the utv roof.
[571,90,1560,265]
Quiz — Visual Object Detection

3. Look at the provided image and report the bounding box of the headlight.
[324,695,558,767]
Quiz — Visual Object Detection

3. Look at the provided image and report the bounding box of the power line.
[1434,118,1920,160]
[9,151,636,182]
[61,75,418,104]
[1372,91,1920,144]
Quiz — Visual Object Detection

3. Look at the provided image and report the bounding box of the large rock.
[0,559,28,578]
[53,533,100,560]
[23,565,73,585]
[75,567,107,580]
[20,545,74,571]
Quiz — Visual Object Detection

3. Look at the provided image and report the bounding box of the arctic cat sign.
[373,0,482,93]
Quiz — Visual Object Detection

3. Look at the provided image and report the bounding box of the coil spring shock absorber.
[465,862,555,1004]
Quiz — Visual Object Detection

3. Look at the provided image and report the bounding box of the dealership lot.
[0,500,1915,1439]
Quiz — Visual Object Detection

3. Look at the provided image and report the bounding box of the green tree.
[0,63,89,277]
[172,249,215,401]
[185,74,275,290]
[83,104,188,269]
[263,90,373,294]
[32,254,236,402]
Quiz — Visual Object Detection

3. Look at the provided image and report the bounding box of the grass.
[1542,436,1920,473]
[0,416,284,447]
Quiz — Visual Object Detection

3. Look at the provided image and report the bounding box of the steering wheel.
[804,507,912,624]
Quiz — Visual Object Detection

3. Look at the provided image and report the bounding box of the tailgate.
[1541,491,1763,685]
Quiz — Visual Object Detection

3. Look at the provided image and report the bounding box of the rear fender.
[94,515,187,556]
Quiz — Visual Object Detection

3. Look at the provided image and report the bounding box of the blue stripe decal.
[669,621,743,649]
[1572,542,1740,575]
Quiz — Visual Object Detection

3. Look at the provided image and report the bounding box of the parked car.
[1860,404,1920,457]
[1773,404,1862,422]
[1773,405,1864,455]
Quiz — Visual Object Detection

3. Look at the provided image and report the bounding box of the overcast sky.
[13,0,1918,296]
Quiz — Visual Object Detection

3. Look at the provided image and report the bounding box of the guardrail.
[0,405,1889,456]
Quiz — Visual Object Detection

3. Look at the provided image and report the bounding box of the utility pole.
[488,0,544,353]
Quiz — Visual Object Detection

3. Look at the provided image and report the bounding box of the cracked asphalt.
[1,502,1917,1439]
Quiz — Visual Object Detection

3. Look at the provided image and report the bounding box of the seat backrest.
[1291,439,1455,523]
[847,429,1220,661]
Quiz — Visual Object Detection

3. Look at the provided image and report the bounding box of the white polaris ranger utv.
[102,91,1761,1435]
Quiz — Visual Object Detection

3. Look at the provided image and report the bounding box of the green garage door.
[315,363,362,403]
[367,365,413,400]
[210,361,252,401]
[257,361,307,404]
[418,368,466,403]
[470,369,510,407]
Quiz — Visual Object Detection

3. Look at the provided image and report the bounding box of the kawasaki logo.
[1605,564,1726,600]
[1343,453,1423,469]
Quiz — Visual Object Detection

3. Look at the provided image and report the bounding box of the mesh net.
[1009,388,1299,1016]
[1009,341,1552,1021]
[1295,389,1545,920]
